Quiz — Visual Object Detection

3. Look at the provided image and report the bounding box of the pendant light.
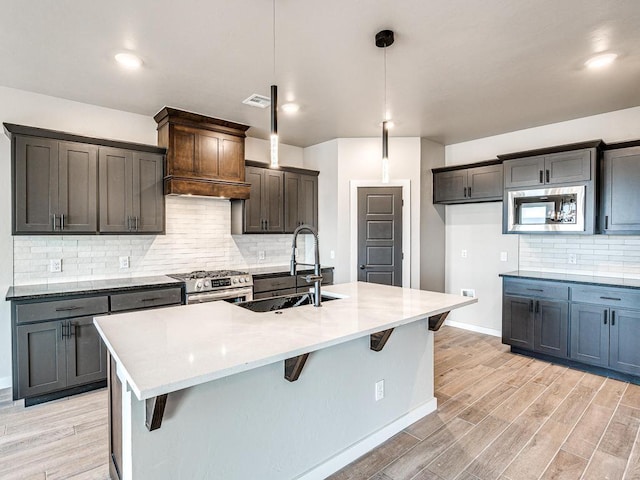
[375,30,394,183]
[270,0,279,168]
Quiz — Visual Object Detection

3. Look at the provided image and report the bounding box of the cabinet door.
[570,304,609,367]
[468,165,503,201]
[503,156,545,188]
[58,142,98,232]
[66,316,107,387]
[433,170,467,203]
[299,174,318,229]
[609,308,640,376]
[601,147,640,233]
[284,172,301,233]
[14,136,58,233]
[502,295,534,350]
[545,150,591,184]
[264,169,284,232]
[195,129,220,178]
[132,152,164,233]
[168,124,197,177]
[16,321,66,398]
[534,299,568,357]
[218,134,244,182]
[99,148,134,233]
[244,166,265,233]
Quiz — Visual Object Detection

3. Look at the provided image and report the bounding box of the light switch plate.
[375,380,384,401]
[258,251,266,261]
[500,251,508,262]
[461,249,468,258]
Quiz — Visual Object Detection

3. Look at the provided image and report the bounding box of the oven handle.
[186,288,253,304]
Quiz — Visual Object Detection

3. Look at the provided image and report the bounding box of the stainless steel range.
[169,270,253,304]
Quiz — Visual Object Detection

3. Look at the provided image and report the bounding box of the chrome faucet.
[290,224,322,307]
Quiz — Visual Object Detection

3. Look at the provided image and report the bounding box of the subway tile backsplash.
[12,196,306,285]
[519,234,640,279]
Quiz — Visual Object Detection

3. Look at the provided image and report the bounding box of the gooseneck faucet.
[290,224,322,307]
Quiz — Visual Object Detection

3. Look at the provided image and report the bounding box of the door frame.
[349,180,411,287]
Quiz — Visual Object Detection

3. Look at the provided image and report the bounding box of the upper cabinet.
[433,161,503,204]
[503,150,593,188]
[600,145,640,234]
[99,148,165,233]
[14,137,97,233]
[154,107,250,199]
[232,162,319,234]
[5,123,166,235]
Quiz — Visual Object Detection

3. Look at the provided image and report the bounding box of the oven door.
[186,287,253,305]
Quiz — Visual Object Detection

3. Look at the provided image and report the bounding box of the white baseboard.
[296,397,438,480]
[0,376,12,389]
[444,320,501,338]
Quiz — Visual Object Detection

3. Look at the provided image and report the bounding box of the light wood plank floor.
[1,326,638,479]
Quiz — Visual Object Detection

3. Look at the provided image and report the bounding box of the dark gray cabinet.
[503,149,592,188]
[13,136,98,234]
[284,172,318,232]
[11,284,183,404]
[99,148,164,233]
[433,163,503,204]
[502,295,534,350]
[241,166,284,233]
[252,268,334,300]
[600,146,640,234]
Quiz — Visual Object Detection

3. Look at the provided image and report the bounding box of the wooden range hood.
[154,107,251,199]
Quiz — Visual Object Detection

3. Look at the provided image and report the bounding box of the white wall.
[0,86,304,387]
[304,138,422,287]
[444,105,640,335]
[246,136,304,167]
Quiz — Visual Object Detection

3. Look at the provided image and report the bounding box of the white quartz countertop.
[94,282,477,400]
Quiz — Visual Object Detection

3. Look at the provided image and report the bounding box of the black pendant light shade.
[376,29,394,183]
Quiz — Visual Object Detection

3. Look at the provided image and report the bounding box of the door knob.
[360,265,366,270]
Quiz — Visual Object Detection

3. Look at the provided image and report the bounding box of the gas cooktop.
[169,270,253,294]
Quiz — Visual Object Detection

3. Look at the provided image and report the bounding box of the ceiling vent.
[242,94,271,108]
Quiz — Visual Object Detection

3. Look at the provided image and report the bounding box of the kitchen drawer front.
[253,276,296,294]
[110,287,183,312]
[571,286,640,309]
[296,270,334,288]
[253,288,297,300]
[15,296,109,324]
[503,278,569,300]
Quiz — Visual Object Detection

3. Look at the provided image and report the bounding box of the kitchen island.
[95,282,476,480]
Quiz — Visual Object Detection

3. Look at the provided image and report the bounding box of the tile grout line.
[495,371,588,480]
[534,375,607,480]
[578,382,630,480]
[621,395,640,480]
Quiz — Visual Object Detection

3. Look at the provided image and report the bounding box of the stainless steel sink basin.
[234,292,338,313]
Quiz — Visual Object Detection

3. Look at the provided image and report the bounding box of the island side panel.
[122,320,435,480]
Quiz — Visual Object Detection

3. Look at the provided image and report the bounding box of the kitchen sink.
[235,292,339,313]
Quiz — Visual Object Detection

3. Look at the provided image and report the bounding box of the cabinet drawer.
[503,279,569,300]
[571,286,640,309]
[110,287,183,312]
[15,296,109,324]
[296,270,334,288]
[253,288,297,300]
[253,276,296,294]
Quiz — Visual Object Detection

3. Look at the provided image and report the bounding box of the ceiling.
[1,0,639,147]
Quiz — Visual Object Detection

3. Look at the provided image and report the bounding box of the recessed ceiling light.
[584,53,618,69]
[114,52,143,69]
[281,103,300,113]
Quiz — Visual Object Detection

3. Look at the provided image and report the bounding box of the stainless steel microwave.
[506,185,586,233]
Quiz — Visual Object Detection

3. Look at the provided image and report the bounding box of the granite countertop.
[500,270,640,290]
[94,282,476,401]
[247,265,334,278]
[5,275,184,301]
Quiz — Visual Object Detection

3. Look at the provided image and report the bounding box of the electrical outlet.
[461,288,476,298]
[500,251,508,262]
[461,249,468,258]
[49,259,62,273]
[375,380,384,401]
[258,251,266,261]
[568,253,577,265]
[119,256,130,269]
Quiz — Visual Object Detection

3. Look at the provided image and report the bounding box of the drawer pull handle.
[526,288,544,292]
[611,311,616,326]
[529,299,533,313]
[600,296,621,301]
[55,306,83,312]
[604,310,608,325]
[141,297,162,302]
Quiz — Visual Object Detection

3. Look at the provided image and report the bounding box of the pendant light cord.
[383,45,387,121]
[273,0,276,82]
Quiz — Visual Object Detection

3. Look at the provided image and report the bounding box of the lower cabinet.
[571,304,640,375]
[502,295,568,358]
[252,268,334,300]
[16,316,107,398]
[503,275,640,380]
